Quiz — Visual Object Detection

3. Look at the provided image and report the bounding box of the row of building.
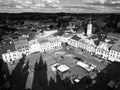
[2,36,62,63]
[67,34,120,62]
[2,27,120,63]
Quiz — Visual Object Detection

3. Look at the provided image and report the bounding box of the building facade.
[108,40,120,62]
[2,51,22,63]
[67,35,81,48]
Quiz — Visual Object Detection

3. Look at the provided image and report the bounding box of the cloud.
[0,0,60,8]
[110,0,120,4]
[41,0,59,3]
[84,0,107,4]
[15,5,23,9]
[0,0,120,13]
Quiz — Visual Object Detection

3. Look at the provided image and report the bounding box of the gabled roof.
[111,39,120,52]
[93,40,100,46]
[71,35,81,41]
[97,41,112,51]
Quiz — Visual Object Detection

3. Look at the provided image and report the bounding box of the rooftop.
[107,40,116,45]
[14,39,29,50]
[62,33,74,38]
[88,34,98,40]
[94,40,100,46]
[57,65,70,73]
[97,41,113,51]
[71,35,81,41]
[1,42,16,54]
[111,39,120,52]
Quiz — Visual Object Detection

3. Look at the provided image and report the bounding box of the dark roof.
[94,40,100,46]
[111,40,120,52]
[1,42,16,54]
[107,40,116,45]
[88,34,98,40]
[71,35,81,41]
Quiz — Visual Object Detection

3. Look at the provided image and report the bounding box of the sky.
[0,0,120,13]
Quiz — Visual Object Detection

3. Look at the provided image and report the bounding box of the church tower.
[87,21,92,36]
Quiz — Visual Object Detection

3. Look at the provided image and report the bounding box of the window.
[116,56,118,59]
[111,50,113,53]
[111,54,112,56]
[113,55,115,57]
[117,52,119,55]
[114,51,116,54]
[104,52,106,55]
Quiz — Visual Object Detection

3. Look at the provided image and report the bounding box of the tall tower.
[87,21,92,36]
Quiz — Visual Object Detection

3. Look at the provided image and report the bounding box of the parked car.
[74,57,83,62]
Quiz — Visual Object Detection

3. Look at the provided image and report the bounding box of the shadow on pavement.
[10,54,29,90]
[86,62,120,90]
[2,52,120,90]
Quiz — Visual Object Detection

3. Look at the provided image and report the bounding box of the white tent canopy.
[76,61,96,72]
[57,65,70,72]
[76,61,89,69]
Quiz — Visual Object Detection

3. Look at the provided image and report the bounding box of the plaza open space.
[9,43,108,90]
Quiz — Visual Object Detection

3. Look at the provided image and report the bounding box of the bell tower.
[87,21,92,36]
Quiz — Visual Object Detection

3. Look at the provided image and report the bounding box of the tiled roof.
[71,35,81,41]
[111,40,120,52]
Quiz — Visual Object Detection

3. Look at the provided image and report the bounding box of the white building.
[108,40,120,62]
[95,42,108,59]
[2,38,62,63]
[79,39,96,55]
[67,35,81,48]
[87,21,92,36]
[29,39,38,45]
[95,41,114,60]
[29,36,62,53]
[84,39,96,55]
[43,30,58,37]
[2,51,22,63]
[57,33,73,43]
